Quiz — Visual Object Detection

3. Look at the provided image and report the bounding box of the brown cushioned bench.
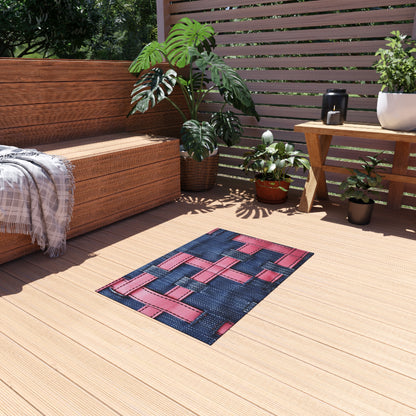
[0,59,184,264]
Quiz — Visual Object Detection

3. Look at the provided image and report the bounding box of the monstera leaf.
[210,111,242,147]
[194,52,259,120]
[165,17,215,68]
[181,119,217,161]
[128,18,259,162]
[129,41,166,73]
[130,68,177,115]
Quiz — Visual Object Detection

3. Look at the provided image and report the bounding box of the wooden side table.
[294,121,416,212]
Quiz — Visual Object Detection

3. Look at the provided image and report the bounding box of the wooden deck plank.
[248,302,416,378]
[273,288,416,355]
[285,276,416,333]
[0,332,120,416]
[218,333,415,415]
[232,314,416,407]
[0,379,43,416]
[1,177,415,416]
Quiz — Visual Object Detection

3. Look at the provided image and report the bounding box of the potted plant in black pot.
[128,17,259,191]
[374,30,416,131]
[340,154,385,225]
[241,130,310,204]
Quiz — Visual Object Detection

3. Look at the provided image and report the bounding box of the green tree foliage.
[84,0,157,60]
[0,0,99,58]
[0,0,157,60]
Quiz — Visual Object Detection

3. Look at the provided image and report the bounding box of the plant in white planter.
[374,31,416,131]
[340,154,384,225]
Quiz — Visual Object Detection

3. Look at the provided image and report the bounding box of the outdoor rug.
[97,228,313,345]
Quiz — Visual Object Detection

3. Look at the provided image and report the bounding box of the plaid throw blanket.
[0,145,75,257]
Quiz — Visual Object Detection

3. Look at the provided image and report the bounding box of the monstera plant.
[128,17,259,164]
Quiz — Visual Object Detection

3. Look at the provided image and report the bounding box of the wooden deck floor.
[1,177,415,416]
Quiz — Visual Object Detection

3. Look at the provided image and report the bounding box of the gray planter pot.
[347,198,374,225]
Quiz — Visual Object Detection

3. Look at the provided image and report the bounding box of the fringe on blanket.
[44,154,75,258]
[0,149,75,258]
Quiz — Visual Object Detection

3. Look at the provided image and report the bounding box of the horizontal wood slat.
[237,69,378,83]
[1,118,127,147]
[171,0,408,16]
[206,92,377,109]
[1,100,129,129]
[323,165,416,186]
[0,58,133,82]
[220,143,396,164]
[201,103,378,123]
[209,8,414,33]
[74,160,178,205]
[1,81,133,106]
[226,56,379,70]
[1,82,184,107]
[216,23,414,44]
[216,41,388,57]
[68,176,180,235]
[179,5,411,28]
[1,96,186,130]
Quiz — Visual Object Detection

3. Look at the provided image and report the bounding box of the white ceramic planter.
[377,91,416,131]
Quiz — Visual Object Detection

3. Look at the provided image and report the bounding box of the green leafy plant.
[128,17,259,161]
[374,30,416,93]
[241,130,310,189]
[0,0,99,58]
[340,154,385,203]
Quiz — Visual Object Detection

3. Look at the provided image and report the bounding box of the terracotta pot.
[180,149,219,191]
[347,198,374,225]
[255,178,290,204]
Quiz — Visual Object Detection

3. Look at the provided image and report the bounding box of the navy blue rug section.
[97,228,313,345]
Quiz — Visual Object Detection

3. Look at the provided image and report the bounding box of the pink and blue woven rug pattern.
[97,228,313,344]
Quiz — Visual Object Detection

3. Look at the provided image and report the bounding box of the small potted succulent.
[241,130,310,204]
[340,154,385,225]
[374,30,416,131]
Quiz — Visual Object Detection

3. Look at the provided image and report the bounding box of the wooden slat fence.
[159,0,416,209]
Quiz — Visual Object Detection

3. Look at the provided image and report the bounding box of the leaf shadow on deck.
[178,178,302,219]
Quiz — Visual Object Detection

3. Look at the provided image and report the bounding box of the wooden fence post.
[156,0,170,42]
[412,2,416,38]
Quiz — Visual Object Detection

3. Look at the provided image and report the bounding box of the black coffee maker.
[321,89,348,125]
